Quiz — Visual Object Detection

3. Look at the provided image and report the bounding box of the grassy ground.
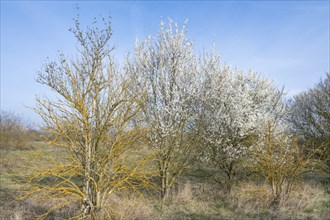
[1,142,329,219]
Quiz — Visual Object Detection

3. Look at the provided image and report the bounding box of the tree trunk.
[83,141,94,219]
[270,195,281,211]
[160,161,170,200]
[224,162,235,195]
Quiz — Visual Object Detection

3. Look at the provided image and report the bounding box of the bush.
[251,124,324,211]
[0,111,29,150]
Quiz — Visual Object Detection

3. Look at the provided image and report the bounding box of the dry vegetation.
[1,142,329,219]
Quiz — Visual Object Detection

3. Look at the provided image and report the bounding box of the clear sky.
[1,1,329,124]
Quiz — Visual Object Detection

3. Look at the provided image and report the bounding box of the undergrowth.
[1,144,329,219]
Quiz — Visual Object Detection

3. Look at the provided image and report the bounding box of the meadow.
[1,142,328,219]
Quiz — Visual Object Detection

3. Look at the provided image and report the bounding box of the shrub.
[0,111,29,151]
[251,124,324,210]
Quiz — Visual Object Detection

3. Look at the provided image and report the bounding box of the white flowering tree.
[197,51,286,194]
[126,19,200,199]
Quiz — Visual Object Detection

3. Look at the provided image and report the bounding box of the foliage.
[126,19,200,199]
[197,51,286,194]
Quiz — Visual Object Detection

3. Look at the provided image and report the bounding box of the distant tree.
[0,111,28,150]
[288,73,330,170]
[126,19,200,199]
[197,51,286,194]
[20,16,153,219]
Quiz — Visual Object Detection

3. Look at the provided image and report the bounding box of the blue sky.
[1,1,329,124]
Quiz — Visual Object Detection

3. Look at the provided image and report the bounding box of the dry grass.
[174,181,194,203]
[230,180,329,219]
[284,182,329,219]
[231,182,273,211]
[1,144,329,219]
[148,178,329,220]
[104,194,156,220]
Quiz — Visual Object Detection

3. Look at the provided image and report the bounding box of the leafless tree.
[288,73,330,170]
[21,15,154,219]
